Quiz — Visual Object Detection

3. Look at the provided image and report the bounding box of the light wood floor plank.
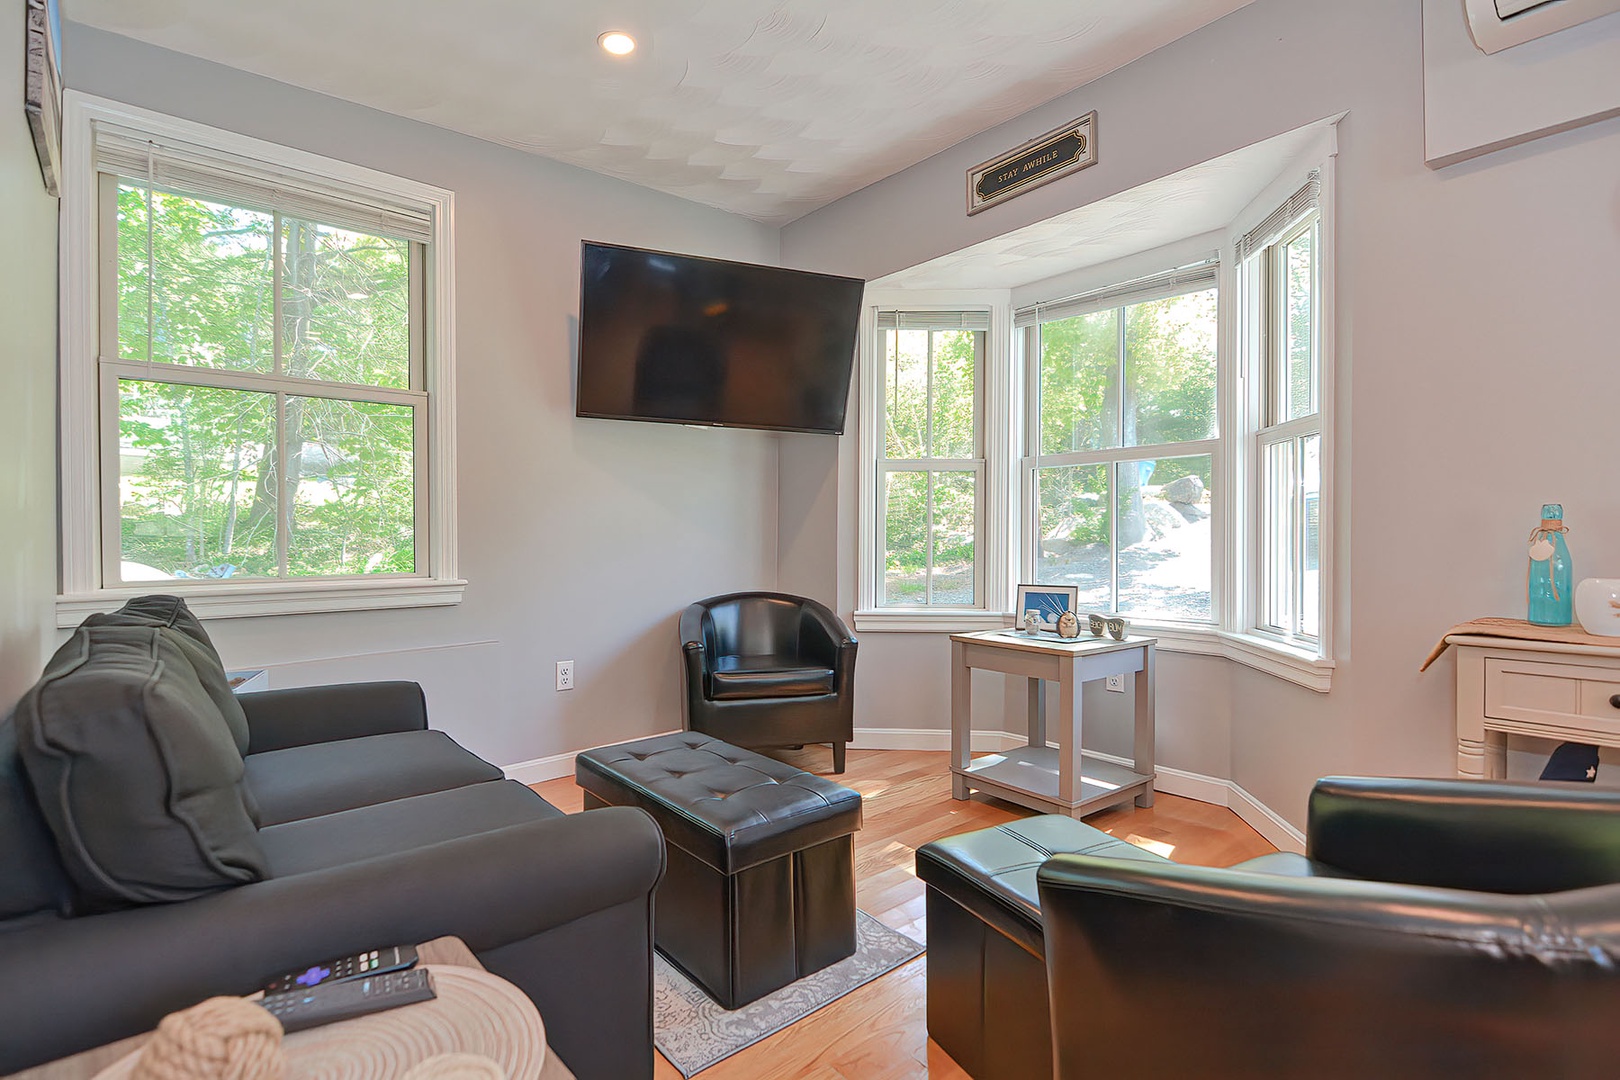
[532,747,1273,1078]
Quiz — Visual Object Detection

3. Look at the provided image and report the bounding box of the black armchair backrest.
[1309,775,1620,894]
[699,593,812,659]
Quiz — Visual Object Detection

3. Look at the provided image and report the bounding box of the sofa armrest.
[0,805,665,1073]
[241,681,429,754]
[1306,775,1620,893]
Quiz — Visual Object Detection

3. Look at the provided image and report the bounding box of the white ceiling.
[873,120,1328,291]
[65,0,1254,225]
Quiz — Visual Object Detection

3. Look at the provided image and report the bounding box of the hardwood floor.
[530,747,1274,1079]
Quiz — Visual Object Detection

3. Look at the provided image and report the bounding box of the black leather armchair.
[679,592,856,773]
[1036,776,1620,1079]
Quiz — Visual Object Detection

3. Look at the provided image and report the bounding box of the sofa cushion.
[83,595,251,755]
[245,730,505,826]
[256,779,563,877]
[14,626,268,908]
[0,718,75,924]
[708,655,835,700]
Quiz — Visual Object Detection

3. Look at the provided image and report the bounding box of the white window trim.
[855,290,1013,632]
[1226,127,1339,690]
[56,92,462,626]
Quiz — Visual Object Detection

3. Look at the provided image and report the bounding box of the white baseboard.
[1229,782,1308,853]
[502,728,682,786]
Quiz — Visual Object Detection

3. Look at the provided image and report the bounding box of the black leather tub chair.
[679,592,856,773]
[1036,776,1620,1079]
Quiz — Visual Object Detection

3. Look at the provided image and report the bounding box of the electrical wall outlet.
[1104,674,1126,693]
[556,660,575,691]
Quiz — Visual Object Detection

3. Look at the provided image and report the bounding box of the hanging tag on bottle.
[1529,537,1554,561]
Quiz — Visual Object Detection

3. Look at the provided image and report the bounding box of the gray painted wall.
[58,25,784,770]
[778,0,1620,825]
[0,10,60,705]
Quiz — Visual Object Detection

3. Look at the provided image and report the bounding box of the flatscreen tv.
[575,241,865,435]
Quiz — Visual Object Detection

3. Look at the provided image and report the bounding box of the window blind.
[1235,171,1320,262]
[875,310,991,332]
[1013,260,1218,328]
[94,121,434,244]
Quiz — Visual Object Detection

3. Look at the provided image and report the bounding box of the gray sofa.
[0,596,665,1079]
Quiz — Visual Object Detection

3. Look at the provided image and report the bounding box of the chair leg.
[832,741,846,774]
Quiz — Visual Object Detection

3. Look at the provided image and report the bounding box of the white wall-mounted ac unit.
[1464,0,1620,53]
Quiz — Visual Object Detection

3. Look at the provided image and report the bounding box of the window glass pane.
[1300,433,1321,638]
[1039,309,1118,455]
[1262,440,1295,632]
[930,330,978,460]
[882,470,927,606]
[282,219,411,389]
[118,183,275,372]
[1115,456,1213,622]
[931,471,977,605]
[1035,463,1111,612]
[287,398,417,576]
[118,379,277,581]
[1124,288,1217,447]
[1284,225,1316,421]
[884,329,927,458]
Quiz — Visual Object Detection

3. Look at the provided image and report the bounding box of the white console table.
[1449,632,1620,778]
[949,629,1156,817]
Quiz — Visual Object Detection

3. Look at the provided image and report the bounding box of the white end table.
[949,629,1157,817]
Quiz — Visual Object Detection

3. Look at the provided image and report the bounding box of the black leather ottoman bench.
[916,815,1172,1080]
[575,731,862,1009]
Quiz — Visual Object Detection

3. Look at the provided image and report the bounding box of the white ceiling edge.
[871,118,1335,293]
[62,0,1259,227]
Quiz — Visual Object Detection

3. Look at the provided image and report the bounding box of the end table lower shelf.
[955,746,1153,816]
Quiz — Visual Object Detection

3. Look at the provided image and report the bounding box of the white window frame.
[57,92,462,625]
[855,291,1013,632]
[1018,265,1224,628]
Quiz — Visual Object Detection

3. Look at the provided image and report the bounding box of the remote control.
[265,945,418,994]
[259,968,436,1033]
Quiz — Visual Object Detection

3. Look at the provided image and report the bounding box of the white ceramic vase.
[1575,578,1620,636]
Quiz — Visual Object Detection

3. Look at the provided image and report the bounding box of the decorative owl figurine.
[1055,611,1081,639]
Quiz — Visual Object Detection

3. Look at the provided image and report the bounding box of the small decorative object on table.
[1106,616,1129,641]
[1576,578,1620,637]
[1056,611,1080,639]
[1014,584,1079,633]
[1087,613,1106,637]
[1527,503,1573,626]
[1024,611,1042,636]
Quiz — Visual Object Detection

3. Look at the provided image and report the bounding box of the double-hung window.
[58,95,460,623]
[1239,172,1328,655]
[1018,266,1220,624]
[872,311,988,608]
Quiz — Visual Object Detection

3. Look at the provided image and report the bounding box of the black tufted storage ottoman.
[575,731,862,1009]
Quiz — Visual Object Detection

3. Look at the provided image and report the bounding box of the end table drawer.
[1579,680,1620,721]
[1485,660,1579,720]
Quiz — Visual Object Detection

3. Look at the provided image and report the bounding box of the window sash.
[875,316,988,609]
[1266,213,1319,427]
[1255,427,1322,643]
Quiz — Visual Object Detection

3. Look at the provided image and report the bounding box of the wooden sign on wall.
[966,112,1096,216]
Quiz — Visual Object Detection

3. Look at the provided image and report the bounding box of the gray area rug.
[653,910,924,1077]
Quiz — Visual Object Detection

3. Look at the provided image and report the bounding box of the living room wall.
[778,0,1620,826]
[0,11,59,709]
[58,24,784,772]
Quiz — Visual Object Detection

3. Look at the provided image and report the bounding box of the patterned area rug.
[653,910,924,1077]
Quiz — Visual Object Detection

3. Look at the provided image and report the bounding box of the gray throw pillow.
[14,625,268,908]
[83,595,251,755]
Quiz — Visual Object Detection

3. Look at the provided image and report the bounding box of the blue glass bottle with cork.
[1527,503,1573,626]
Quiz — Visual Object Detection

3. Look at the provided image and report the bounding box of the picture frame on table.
[1015,583,1079,632]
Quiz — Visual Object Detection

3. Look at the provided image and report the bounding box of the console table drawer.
[1579,681,1620,721]
[1484,659,1580,720]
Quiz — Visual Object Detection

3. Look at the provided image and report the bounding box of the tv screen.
[575,241,865,435]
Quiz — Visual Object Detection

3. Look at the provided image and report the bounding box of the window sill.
[853,610,1010,634]
[56,577,467,627]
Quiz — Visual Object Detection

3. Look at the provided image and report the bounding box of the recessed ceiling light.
[598,31,636,56]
